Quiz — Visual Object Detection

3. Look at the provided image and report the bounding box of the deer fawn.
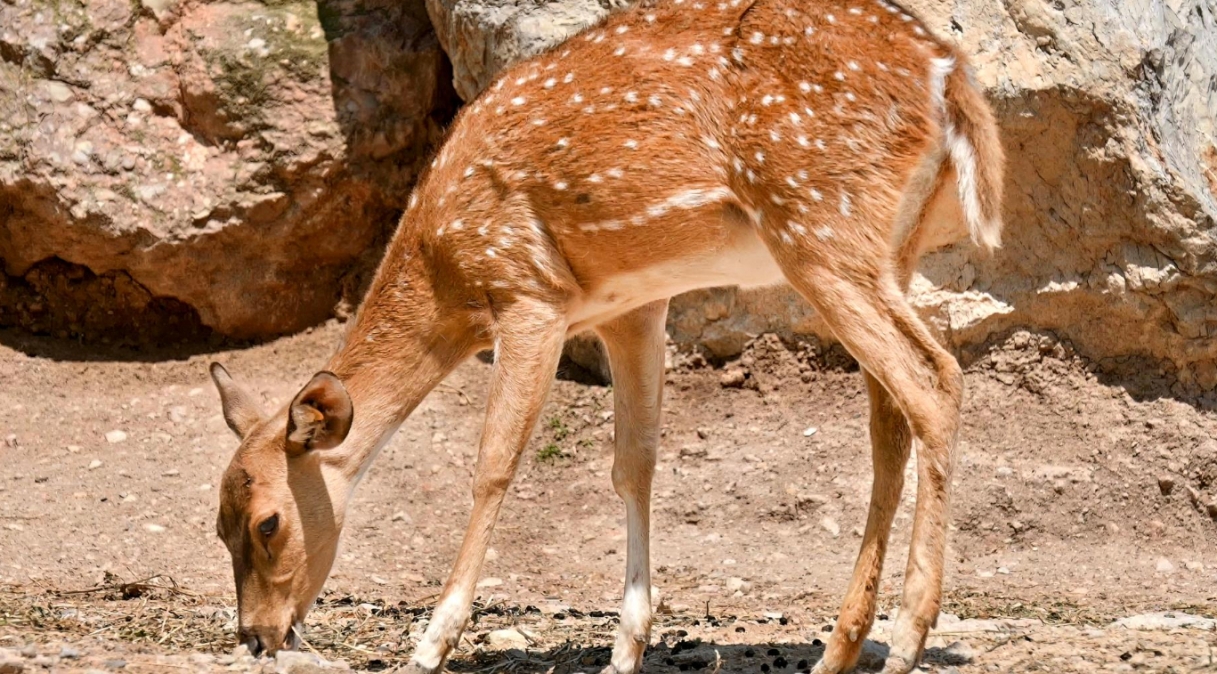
[209,0,1003,671]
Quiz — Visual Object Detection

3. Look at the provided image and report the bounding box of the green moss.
[211,53,271,118]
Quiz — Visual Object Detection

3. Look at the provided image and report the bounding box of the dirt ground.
[1,321,1216,673]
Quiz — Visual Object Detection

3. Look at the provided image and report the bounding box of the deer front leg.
[402,302,568,674]
[594,300,668,674]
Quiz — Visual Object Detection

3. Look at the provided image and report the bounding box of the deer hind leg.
[813,372,913,674]
[761,210,962,674]
[404,299,568,674]
[593,300,669,674]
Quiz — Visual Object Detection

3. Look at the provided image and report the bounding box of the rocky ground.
[1,321,1216,673]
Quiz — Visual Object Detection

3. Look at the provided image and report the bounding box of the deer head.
[210,362,353,655]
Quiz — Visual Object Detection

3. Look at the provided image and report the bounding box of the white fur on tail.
[930,56,1002,251]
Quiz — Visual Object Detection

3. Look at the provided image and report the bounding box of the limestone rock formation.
[0,0,456,340]
[427,0,1217,391]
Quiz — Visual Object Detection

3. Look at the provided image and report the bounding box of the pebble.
[0,648,23,674]
[3,435,16,448]
[1157,475,1175,495]
[60,647,81,659]
[484,628,528,651]
[820,516,840,537]
[391,511,411,523]
[105,430,128,444]
[275,650,347,673]
[1155,558,1175,574]
[477,577,504,588]
[88,459,103,470]
[144,523,166,533]
[103,659,127,669]
[803,426,818,437]
[1114,612,1216,630]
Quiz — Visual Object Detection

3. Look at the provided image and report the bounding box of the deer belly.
[568,230,785,331]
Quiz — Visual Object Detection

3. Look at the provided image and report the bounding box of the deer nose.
[239,630,265,657]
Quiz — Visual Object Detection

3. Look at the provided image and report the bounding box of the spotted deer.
[209,0,1004,672]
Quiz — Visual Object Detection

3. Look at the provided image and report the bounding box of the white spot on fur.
[624,139,638,149]
[511,96,525,105]
[815,226,835,241]
[839,192,852,216]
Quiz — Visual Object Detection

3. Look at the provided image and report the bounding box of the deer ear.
[210,363,264,439]
[286,372,353,452]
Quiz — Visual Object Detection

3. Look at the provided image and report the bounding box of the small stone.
[103,659,127,670]
[725,577,751,594]
[942,639,976,663]
[0,647,24,674]
[275,649,337,673]
[696,427,710,439]
[484,628,528,651]
[44,81,74,103]
[162,469,180,477]
[1157,475,1175,495]
[88,459,103,470]
[391,511,411,523]
[166,406,187,423]
[105,430,128,443]
[145,523,166,533]
[1155,558,1175,574]
[719,368,747,388]
[477,577,504,588]
[59,647,81,659]
[3,435,16,448]
[802,426,818,437]
[820,516,840,537]
[1184,560,1204,571]
[370,575,388,585]
[997,566,1010,575]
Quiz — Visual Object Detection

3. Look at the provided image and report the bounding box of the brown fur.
[211,0,1004,671]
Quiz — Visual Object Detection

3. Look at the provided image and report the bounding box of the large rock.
[425,0,627,101]
[427,0,1216,392]
[0,0,456,340]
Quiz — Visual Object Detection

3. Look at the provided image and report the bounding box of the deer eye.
[258,514,279,538]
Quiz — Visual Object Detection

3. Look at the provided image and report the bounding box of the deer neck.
[317,236,482,487]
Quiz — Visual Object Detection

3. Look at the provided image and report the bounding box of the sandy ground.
[1,321,1215,673]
